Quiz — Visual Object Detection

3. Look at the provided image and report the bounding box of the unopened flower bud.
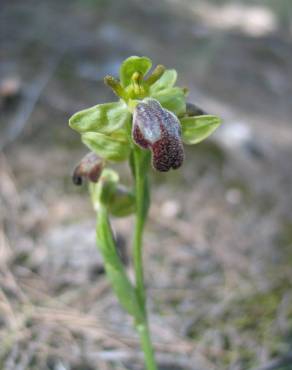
[132,98,184,171]
[72,152,104,185]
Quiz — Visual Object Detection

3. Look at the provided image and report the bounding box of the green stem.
[136,321,158,370]
[132,147,158,370]
[133,169,146,308]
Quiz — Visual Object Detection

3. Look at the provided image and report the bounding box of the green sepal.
[150,69,177,92]
[120,56,152,87]
[96,206,143,321]
[69,101,130,134]
[81,132,130,162]
[180,115,222,145]
[152,87,186,117]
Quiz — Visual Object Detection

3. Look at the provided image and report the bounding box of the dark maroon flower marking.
[132,99,184,172]
[73,152,104,185]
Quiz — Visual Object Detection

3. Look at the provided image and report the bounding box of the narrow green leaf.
[82,132,130,161]
[152,87,186,117]
[180,115,221,144]
[120,56,152,87]
[96,206,143,320]
[150,69,177,92]
[69,101,130,134]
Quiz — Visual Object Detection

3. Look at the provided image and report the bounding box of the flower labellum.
[72,152,104,185]
[132,98,184,172]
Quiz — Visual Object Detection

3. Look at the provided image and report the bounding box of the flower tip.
[146,64,166,86]
[72,173,83,186]
[154,64,166,77]
[104,76,126,100]
[103,75,114,84]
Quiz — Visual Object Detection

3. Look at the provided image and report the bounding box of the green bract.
[109,186,136,217]
[90,168,119,210]
[90,168,135,217]
[180,115,222,145]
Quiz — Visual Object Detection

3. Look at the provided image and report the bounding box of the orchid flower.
[69,56,221,370]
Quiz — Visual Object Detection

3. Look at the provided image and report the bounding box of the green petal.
[180,115,222,145]
[69,101,130,134]
[150,69,177,92]
[82,132,130,161]
[152,87,186,116]
[120,56,152,87]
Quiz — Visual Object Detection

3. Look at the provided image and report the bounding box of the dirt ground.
[1,0,292,369]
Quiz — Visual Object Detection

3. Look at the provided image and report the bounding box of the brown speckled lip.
[152,125,184,171]
[132,99,184,172]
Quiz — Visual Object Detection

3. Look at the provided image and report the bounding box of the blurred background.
[1,0,292,369]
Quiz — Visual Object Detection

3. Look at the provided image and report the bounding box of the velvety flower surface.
[133,99,184,172]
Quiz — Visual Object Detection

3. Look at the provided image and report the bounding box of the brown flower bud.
[72,152,104,185]
[132,99,184,171]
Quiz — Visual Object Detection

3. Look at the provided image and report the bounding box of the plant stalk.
[132,147,158,370]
